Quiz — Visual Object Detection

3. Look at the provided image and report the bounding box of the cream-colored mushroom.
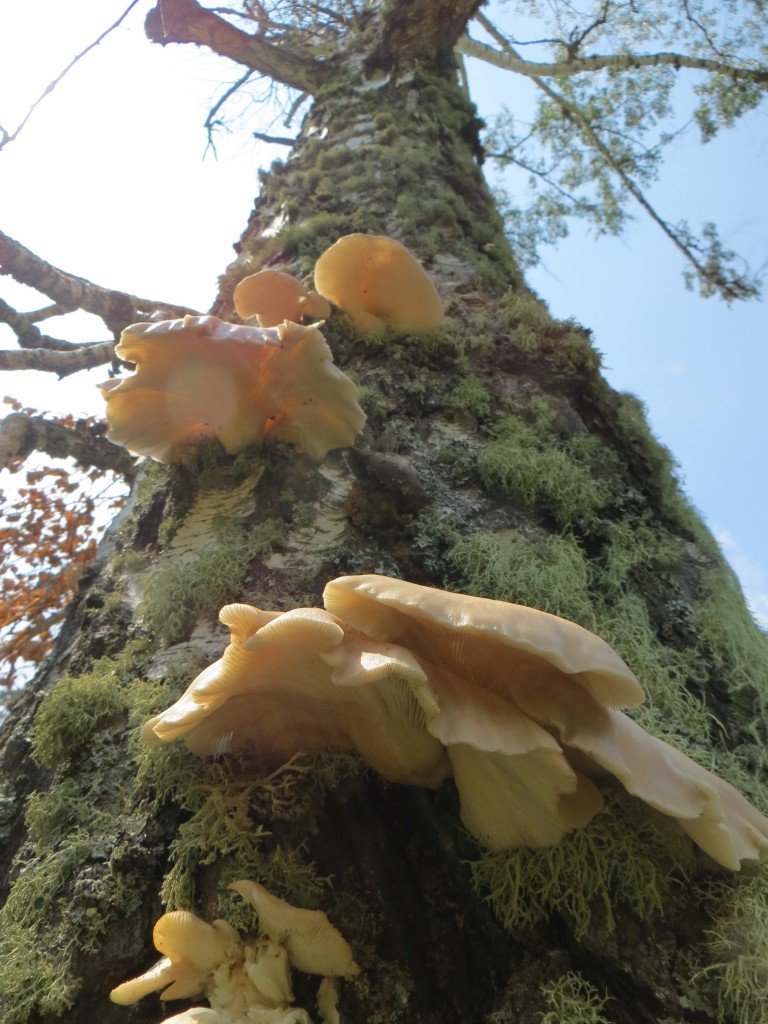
[322,574,768,868]
[229,881,359,979]
[110,884,358,1024]
[323,574,644,709]
[110,910,230,1006]
[234,269,331,327]
[99,314,364,462]
[313,234,444,335]
[141,603,450,789]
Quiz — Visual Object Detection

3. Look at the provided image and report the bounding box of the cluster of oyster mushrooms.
[111,881,359,1024]
[144,574,768,871]
[99,234,443,464]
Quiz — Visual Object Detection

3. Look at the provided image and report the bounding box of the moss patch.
[0,642,150,1024]
[141,518,285,645]
[479,415,609,529]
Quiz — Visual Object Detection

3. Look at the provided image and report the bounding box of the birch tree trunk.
[1,12,768,1024]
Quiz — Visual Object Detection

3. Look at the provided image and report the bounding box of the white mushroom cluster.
[110,881,359,1024]
[142,575,768,870]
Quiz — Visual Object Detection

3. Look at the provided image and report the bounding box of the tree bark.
[1,30,767,1024]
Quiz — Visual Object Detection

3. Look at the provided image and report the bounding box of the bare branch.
[205,68,256,152]
[253,130,296,145]
[456,33,768,85]
[145,0,328,93]
[0,230,192,334]
[0,412,136,477]
[0,0,142,153]
[0,298,107,351]
[0,342,115,377]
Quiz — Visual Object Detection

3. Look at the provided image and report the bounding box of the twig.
[0,411,136,477]
[0,342,115,377]
[0,0,142,153]
[253,130,296,145]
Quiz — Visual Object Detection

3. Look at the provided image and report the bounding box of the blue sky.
[0,0,766,625]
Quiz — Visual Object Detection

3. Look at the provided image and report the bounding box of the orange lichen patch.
[233,269,331,327]
[110,884,358,1024]
[322,575,768,867]
[313,234,444,335]
[141,603,450,788]
[98,315,364,462]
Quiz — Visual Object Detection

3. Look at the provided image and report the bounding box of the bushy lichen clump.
[479,416,608,528]
[697,864,768,1024]
[469,790,694,939]
[538,971,611,1024]
[449,529,594,625]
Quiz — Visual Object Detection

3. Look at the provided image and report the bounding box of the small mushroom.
[229,881,360,979]
[99,314,364,462]
[110,910,230,1006]
[313,234,444,335]
[234,269,331,327]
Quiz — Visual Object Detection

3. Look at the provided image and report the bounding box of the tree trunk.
[2,49,768,1024]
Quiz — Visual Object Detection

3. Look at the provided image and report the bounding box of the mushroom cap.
[322,575,645,709]
[109,911,227,1006]
[421,659,602,849]
[233,270,331,327]
[158,1010,224,1024]
[313,234,444,335]
[142,603,449,788]
[98,314,364,462]
[110,957,177,1005]
[153,911,228,972]
[230,880,359,978]
[513,662,768,870]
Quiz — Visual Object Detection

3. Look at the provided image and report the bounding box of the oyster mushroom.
[234,269,331,327]
[99,314,364,462]
[313,234,444,335]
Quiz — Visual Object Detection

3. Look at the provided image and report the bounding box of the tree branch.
[474,13,759,301]
[252,130,296,145]
[0,0,142,153]
[0,412,136,477]
[0,230,192,335]
[0,298,107,351]
[369,0,483,68]
[456,34,768,85]
[145,0,328,93]
[0,342,115,377]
